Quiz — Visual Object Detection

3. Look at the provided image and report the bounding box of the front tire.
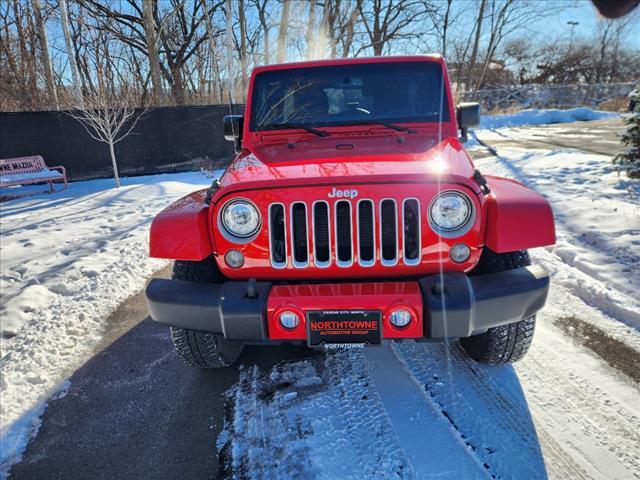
[170,327,244,369]
[169,257,244,369]
[459,249,536,364]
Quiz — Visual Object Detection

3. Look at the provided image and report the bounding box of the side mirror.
[456,102,480,143]
[224,115,244,153]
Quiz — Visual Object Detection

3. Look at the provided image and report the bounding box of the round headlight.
[221,200,261,238]
[429,191,473,235]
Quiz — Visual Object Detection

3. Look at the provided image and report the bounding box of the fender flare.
[149,189,214,261]
[484,176,556,252]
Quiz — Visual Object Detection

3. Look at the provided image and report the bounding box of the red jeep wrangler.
[146,56,555,368]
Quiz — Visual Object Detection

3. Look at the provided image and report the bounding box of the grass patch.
[555,316,640,383]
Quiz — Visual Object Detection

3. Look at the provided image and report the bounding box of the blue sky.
[526,0,639,48]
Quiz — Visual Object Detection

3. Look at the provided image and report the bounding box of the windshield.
[250,61,449,131]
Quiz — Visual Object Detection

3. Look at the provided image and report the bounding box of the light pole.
[567,21,579,56]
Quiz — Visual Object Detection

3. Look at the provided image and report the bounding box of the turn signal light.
[450,243,471,263]
[225,249,245,268]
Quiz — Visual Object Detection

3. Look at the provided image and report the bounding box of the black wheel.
[460,249,536,364]
[169,257,244,369]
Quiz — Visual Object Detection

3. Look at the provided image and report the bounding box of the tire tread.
[169,257,243,369]
[461,249,536,364]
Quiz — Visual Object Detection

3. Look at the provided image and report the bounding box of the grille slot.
[291,202,308,267]
[403,199,420,265]
[380,199,397,265]
[269,204,287,268]
[335,200,353,266]
[313,202,330,267]
[357,200,375,266]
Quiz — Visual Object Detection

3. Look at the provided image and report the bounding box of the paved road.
[8,118,626,479]
[470,117,623,159]
[9,270,319,480]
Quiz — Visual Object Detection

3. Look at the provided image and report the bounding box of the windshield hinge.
[204,178,221,205]
[473,169,491,195]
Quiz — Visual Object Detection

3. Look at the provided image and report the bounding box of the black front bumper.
[146,265,550,342]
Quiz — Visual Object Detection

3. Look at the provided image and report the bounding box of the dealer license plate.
[307,310,382,346]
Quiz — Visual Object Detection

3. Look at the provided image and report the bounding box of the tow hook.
[246,278,258,299]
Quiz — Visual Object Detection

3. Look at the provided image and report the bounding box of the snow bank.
[0,172,213,434]
[474,145,640,334]
[0,381,69,479]
[479,107,618,130]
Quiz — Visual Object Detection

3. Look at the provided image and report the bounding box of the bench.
[0,155,68,193]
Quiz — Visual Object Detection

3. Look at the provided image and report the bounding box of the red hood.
[214,134,478,201]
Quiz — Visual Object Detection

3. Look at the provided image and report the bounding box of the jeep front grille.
[268,198,421,268]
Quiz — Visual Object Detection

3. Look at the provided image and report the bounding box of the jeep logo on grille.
[328,187,358,199]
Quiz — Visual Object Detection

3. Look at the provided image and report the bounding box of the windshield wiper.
[261,122,329,137]
[341,120,417,134]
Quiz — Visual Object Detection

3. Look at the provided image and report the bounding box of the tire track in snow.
[516,324,640,479]
[364,344,489,479]
[219,342,597,480]
[390,340,592,480]
[218,334,639,479]
[388,310,639,479]
[218,352,414,479]
[390,341,561,479]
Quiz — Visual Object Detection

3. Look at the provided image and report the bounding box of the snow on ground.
[220,336,639,479]
[0,381,69,479]
[474,146,640,336]
[2,110,639,479]
[0,171,213,464]
[218,122,640,479]
[478,108,618,130]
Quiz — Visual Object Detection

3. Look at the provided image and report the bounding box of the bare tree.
[142,0,163,103]
[339,0,363,57]
[238,0,248,93]
[305,0,317,60]
[423,0,461,60]
[60,0,84,107]
[201,0,224,102]
[225,0,235,101]
[357,0,423,56]
[474,0,547,90]
[466,0,486,87]
[277,0,291,63]
[68,86,145,188]
[252,0,272,63]
[81,0,223,105]
[0,1,33,111]
[32,0,58,109]
[317,0,363,58]
[2,0,639,112]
